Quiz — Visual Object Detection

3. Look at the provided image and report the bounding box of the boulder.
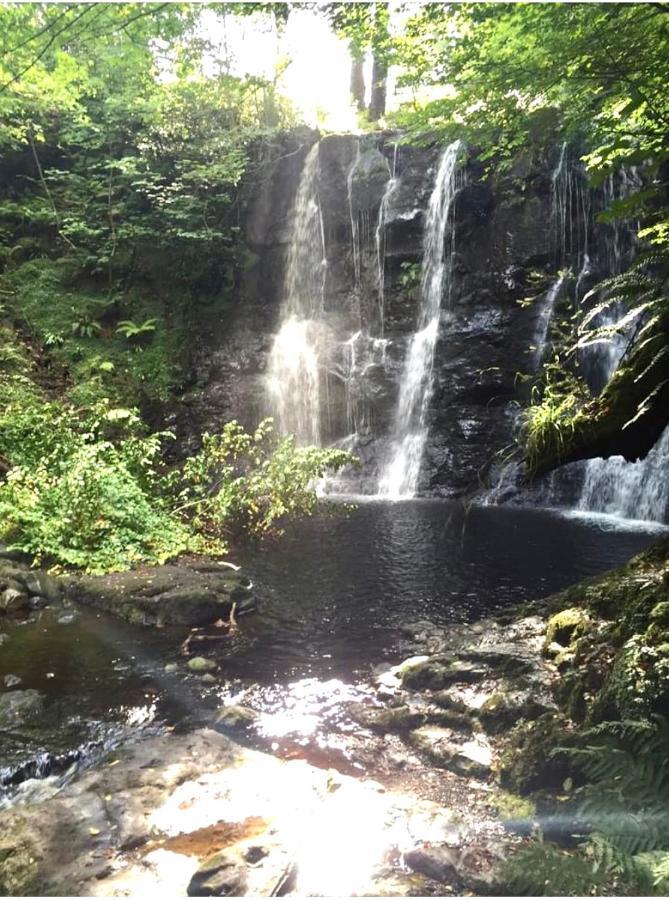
[401,657,489,691]
[22,571,62,603]
[187,850,248,896]
[347,702,426,733]
[0,689,44,730]
[215,706,258,729]
[0,587,30,616]
[404,845,459,884]
[65,561,254,627]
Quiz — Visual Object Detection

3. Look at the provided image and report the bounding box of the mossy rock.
[591,635,669,722]
[497,713,575,794]
[545,607,590,650]
[492,790,536,824]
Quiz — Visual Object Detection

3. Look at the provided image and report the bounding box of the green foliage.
[500,718,669,896]
[399,261,421,291]
[116,318,157,340]
[0,342,355,572]
[0,385,192,572]
[173,418,355,545]
[520,361,590,475]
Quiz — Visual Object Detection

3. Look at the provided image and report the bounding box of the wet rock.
[22,571,62,603]
[215,705,258,729]
[401,657,490,690]
[0,633,8,645]
[187,656,217,673]
[200,673,217,685]
[479,688,556,733]
[409,725,492,777]
[404,844,459,884]
[347,702,426,733]
[187,850,248,896]
[56,611,80,626]
[545,607,590,649]
[3,674,21,688]
[28,595,49,610]
[0,587,30,615]
[0,689,44,730]
[164,663,179,674]
[65,561,253,627]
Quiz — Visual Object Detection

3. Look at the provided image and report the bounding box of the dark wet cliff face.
[171,133,610,499]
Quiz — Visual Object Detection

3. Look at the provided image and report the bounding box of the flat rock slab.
[0,727,504,897]
[65,561,254,626]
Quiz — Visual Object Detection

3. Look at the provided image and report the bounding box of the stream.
[0,500,660,802]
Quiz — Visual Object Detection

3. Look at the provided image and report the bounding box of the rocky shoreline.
[1,537,668,895]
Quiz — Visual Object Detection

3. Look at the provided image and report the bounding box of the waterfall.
[532,275,566,366]
[578,428,669,523]
[374,143,398,336]
[378,140,464,499]
[573,165,669,524]
[266,144,327,445]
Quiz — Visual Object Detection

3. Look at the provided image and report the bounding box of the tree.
[324,2,393,122]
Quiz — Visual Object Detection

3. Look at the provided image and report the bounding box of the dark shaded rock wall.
[172,133,597,498]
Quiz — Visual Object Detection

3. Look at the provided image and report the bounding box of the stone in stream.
[0,586,30,616]
[0,689,44,730]
[64,560,254,627]
[187,656,217,673]
[409,725,492,777]
[215,705,258,729]
[187,850,248,896]
[56,611,80,626]
[22,570,62,603]
[347,701,426,733]
[164,662,179,674]
[404,844,460,884]
[401,656,490,691]
[0,633,8,645]
[28,595,49,610]
[200,673,217,685]
[3,674,21,688]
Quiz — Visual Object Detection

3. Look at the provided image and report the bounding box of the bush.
[173,418,355,544]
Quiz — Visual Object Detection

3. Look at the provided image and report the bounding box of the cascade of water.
[378,141,464,499]
[579,427,669,523]
[266,144,327,445]
[532,274,567,367]
[374,143,399,336]
[574,164,669,523]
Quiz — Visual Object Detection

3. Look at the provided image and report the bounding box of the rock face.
[65,560,254,627]
[171,132,606,499]
[0,726,511,897]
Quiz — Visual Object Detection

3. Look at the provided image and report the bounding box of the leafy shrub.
[172,418,355,545]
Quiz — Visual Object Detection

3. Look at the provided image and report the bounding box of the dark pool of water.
[227,500,657,682]
[0,500,659,786]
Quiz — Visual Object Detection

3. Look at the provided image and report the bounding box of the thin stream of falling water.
[378,140,465,499]
[266,144,327,446]
[374,142,398,336]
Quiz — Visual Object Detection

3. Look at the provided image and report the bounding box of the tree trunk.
[350,56,366,112]
[369,54,387,121]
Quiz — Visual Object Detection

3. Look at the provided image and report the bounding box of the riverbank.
[1,507,666,895]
